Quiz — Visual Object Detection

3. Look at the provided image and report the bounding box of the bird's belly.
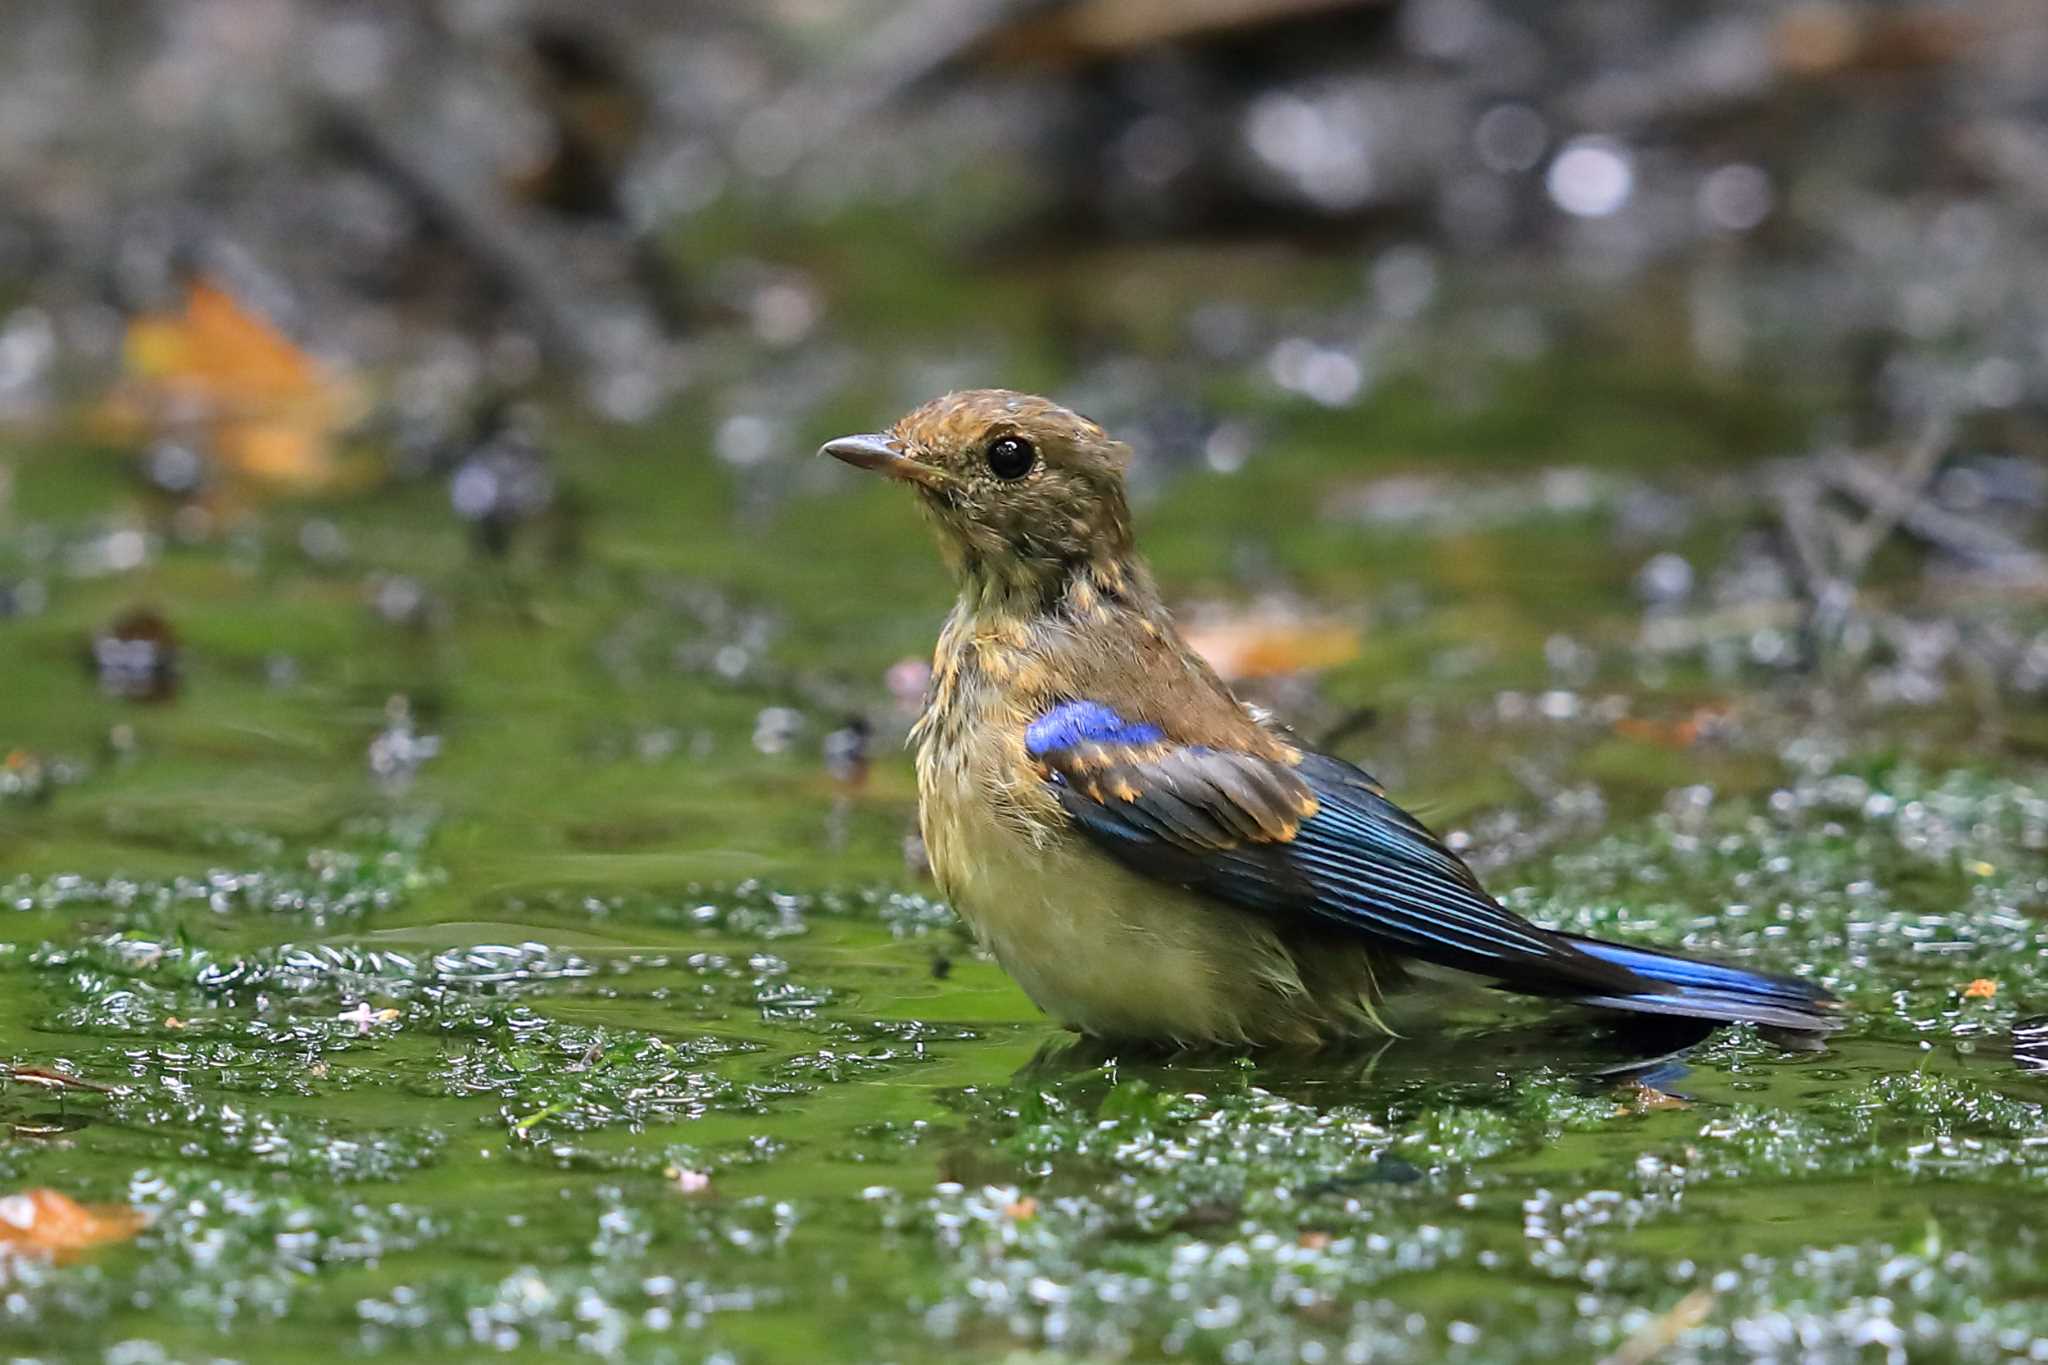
[921,774,1384,1045]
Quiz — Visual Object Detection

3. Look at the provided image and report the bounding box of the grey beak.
[819,433,904,472]
[819,433,944,487]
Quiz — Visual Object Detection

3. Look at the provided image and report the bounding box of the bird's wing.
[1026,699,1651,996]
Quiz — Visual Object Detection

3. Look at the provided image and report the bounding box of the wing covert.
[1028,701,1650,996]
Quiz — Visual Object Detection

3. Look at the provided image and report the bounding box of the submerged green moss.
[2,313,2045,1361]
[2,738,2042,1362]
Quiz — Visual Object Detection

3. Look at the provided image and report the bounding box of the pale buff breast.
[915,679,1390,1046]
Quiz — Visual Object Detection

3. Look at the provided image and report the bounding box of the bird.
[821,390,1840,1048]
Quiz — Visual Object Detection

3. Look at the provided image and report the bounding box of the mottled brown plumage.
[823,390,1395,1044]
[820,389,1841,1046]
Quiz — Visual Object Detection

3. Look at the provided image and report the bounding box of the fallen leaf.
[1613,1081,1692,1115]
[1297,1230,1332,1250]
[1614,704,1730,749]
[109,279,363,492]
[1003,1196,1040,1221]
[1963,978,1998,1000]
[1772,2,1978,77]
[1599,1289,1716,1365]
[1182,611,1360,681]
[0,1189,146,1262]
[1772,1,1861,73]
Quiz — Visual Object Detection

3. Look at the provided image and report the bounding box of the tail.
[1559,934,1842,1034]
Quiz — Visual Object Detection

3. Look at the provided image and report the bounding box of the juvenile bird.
[823,390,1839,1047]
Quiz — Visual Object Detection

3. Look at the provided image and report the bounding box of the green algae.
[3,327,2047,1364]
[5,730,2043,1363]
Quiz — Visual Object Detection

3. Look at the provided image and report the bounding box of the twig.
[996,0,1382,62]
[1774,417,1957,652]
[315,95,628,375]
[4,1066,123,1095]
[1772,473,1845,607]
[1772,471,1857,662]
[1832,414,1954,580]
[760,0,1029,164]
[1820,453,2048,583]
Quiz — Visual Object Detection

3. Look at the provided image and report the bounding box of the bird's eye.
[985,435,1035,480]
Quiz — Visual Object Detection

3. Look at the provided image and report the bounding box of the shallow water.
[3,351,2047,1362]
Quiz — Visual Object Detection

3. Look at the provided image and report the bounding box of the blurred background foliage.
[2,0,2044,864]
[2,3,2048,1361]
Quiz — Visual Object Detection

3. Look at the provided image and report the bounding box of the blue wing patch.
[1027,702,1645,994]
[1026,700,1164,756]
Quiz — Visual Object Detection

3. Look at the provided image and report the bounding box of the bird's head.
[821,390,1136,597]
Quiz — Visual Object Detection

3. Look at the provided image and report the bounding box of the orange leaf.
[1614,704,1730,749]
[1182,614,1360,681]
[0,1189,146,1261]
[114,279,360,491]
[1614,1080,1692,1114]
[1963,978,1998,1000]
[126,281,320,399]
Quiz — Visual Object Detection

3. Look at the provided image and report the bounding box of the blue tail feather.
[1562,934,1840,1033]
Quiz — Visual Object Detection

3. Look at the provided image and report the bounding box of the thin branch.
[1832,414,1955,580]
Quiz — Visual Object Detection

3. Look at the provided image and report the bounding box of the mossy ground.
[2,241,2045,1360]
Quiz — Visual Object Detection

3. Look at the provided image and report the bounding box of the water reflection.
[1016,1010,1718,1093]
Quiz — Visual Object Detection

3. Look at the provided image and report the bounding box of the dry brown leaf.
[1182,615,1361,681]
[1614,1081,1692,1116]
[1772,2,1979,76]
[1599,1289,1716,1365]
[1614,705,1730,750]
[0,1189,146,1262]
[110,279,362,492]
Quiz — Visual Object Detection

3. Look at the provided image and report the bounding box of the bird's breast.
[914,634,1054,897]
[911,633,1385,1045]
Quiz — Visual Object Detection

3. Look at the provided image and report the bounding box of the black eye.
[986,435,1035,480]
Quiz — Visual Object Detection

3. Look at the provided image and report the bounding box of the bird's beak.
[818,433,945,488]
